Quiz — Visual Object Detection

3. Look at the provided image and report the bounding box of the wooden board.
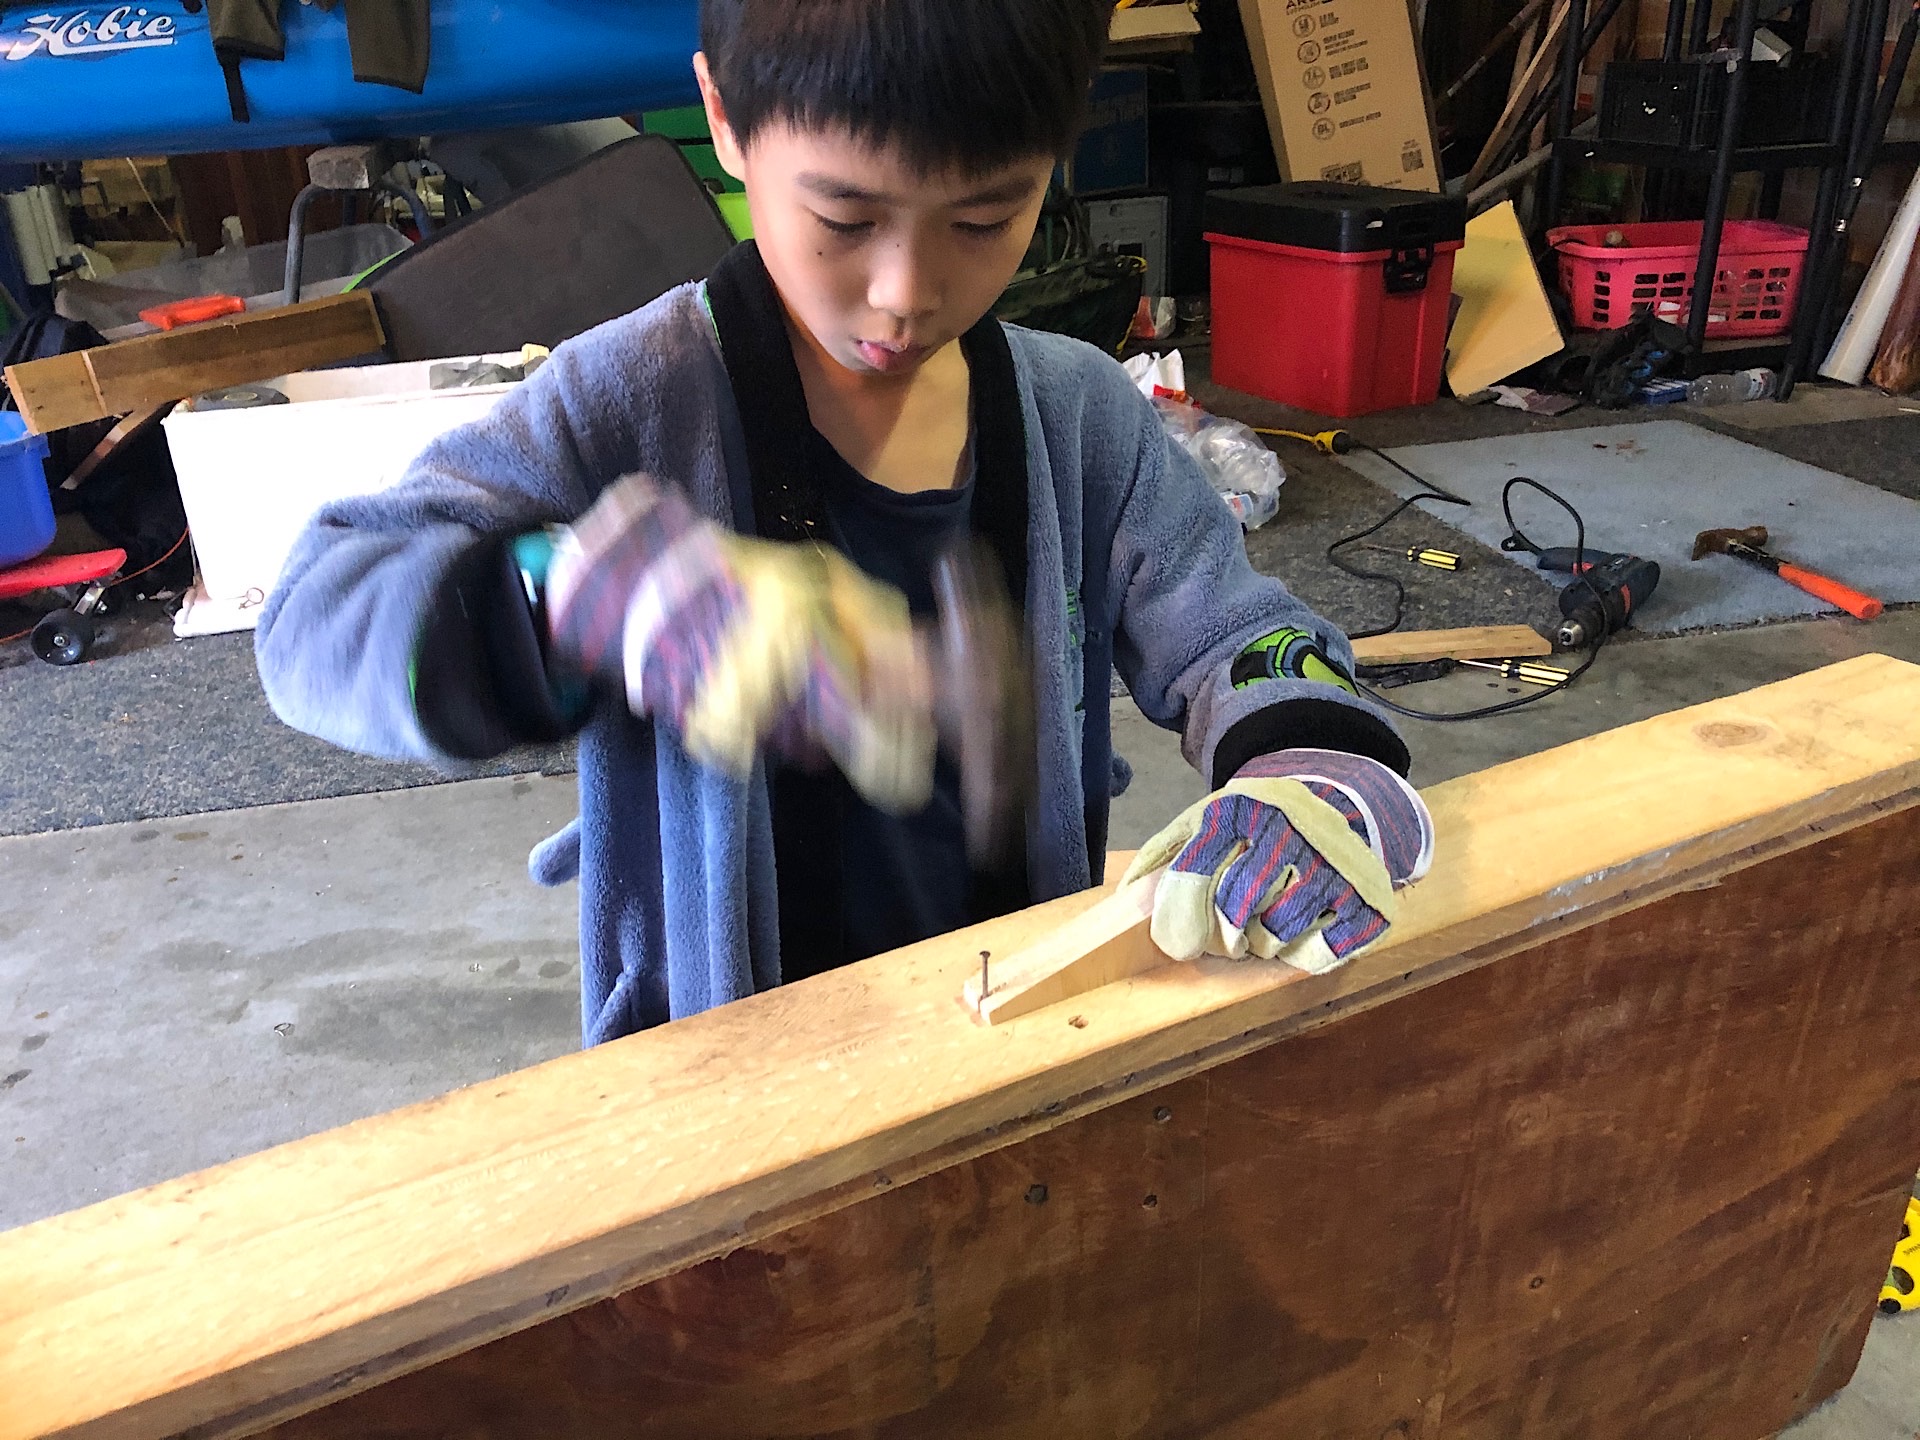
[254,803,1920,1438]
[1464,0,1570,190]
[1,293,384,434]
[1445,202,1566,396]
[1350,623,1553,665]
[4,655,1920,1440]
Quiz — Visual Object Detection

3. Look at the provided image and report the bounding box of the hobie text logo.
[5,7,178,61]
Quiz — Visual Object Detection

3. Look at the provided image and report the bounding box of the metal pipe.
[1847,0,1914,190]
[379,179,434,237]
[1686,0,1764,349]
[282,183,325,307]
[1689,0,1717,57]
[1785,0,1899,389]
[1494,0,1635,182]
[1780,0,1880,393]
[1545,0,1591,221]
[285,177,432,309]
[1663,0,1691,59]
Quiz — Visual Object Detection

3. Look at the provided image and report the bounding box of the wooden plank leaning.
[2,293,385,435]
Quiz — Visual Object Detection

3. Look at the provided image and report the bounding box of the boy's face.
[698,55,1053,379]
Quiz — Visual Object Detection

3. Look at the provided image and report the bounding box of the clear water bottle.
[1220,486,1280,531]
[1688,368,1778,406]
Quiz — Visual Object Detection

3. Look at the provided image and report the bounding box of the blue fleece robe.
[255,279,1404,1045]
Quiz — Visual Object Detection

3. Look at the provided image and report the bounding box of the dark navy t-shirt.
[768,431,977,980]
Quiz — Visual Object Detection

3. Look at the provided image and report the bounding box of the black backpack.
[2,311,194,596]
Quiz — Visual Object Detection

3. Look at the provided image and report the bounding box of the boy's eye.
[956,218,1015,238]
[814,214,873,237]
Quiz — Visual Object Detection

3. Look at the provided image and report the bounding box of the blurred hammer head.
[930,542,1033,868]
[1691,525,1770,561]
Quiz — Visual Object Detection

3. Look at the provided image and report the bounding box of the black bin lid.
[1205,182,1468,253]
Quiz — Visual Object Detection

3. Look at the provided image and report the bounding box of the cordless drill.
[1529,547,1661,650]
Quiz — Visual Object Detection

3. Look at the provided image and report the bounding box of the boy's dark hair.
[701,0,1111,174]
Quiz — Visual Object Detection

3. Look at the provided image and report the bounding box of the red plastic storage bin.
[1548,219,1809,337]
[1205,183,1468,418]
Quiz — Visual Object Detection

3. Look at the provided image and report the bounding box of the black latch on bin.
[1384,245,1435,294]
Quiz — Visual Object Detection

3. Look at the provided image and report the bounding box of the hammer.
[1691,526,1884,620]
[930,543,1034,867]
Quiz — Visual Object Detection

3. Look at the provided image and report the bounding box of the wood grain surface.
[260,802,1920,1438]
[4,656,1919,1440]
[1349,623,1552,665]
[2,293,384,433]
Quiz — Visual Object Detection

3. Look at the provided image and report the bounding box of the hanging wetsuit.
[208,0,431,122]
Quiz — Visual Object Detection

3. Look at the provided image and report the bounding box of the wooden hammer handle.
[1777,564,1883,620]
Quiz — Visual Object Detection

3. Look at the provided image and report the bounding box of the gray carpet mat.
[1342,419,1920,634]
[1717,414,1920,503]
[0,617,572,837]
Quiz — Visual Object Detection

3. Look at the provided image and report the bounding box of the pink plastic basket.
[1547,219,1810,337]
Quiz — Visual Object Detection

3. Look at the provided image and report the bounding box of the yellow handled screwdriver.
[1458,658,1570,687]
[1358,542,1462,572]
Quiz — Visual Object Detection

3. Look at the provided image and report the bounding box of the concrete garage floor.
[4,611,1918,1435]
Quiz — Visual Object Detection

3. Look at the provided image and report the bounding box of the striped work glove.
[1123,748,1434,973]
[544,473,937,811]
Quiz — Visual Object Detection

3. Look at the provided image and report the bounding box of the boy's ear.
[693,52,749,184]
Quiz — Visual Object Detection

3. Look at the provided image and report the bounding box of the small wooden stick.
[963,873,1164,1025]
[1350,625,1552,666]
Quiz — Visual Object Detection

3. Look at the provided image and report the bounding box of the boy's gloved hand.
[545,473,936,811]
[1123,748,1433,974]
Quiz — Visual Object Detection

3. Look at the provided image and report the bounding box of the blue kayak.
[0,1,700,162]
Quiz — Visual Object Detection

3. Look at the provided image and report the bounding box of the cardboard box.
[1239,0,1440,192]
[1110,2,1202,46]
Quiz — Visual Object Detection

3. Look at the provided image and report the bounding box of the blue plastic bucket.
[0,412,56,569]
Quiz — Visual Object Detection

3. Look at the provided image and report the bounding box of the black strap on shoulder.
[702,242,831,544]
[702,240,1030,614]
[954,312,1029,624]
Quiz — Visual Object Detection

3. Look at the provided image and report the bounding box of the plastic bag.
[1125,350,1286,531]
[1151,394,1286,531]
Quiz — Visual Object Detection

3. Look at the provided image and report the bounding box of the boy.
[257,0,1432,1046]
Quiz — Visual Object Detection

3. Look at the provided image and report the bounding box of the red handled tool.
[1691,526,1883,620]
[138,294,246,331]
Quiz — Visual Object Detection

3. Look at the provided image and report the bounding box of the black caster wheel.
[31,608,94,665]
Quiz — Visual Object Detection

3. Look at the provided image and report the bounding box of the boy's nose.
[866,241,941,323]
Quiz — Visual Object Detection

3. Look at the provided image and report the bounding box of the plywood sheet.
[257,804,1920,1438]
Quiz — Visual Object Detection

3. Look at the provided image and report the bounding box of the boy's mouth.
[855,339,930,374]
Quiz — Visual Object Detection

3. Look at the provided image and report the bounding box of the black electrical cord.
[1329,462,1610,723]
[1325,443,1471,640]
